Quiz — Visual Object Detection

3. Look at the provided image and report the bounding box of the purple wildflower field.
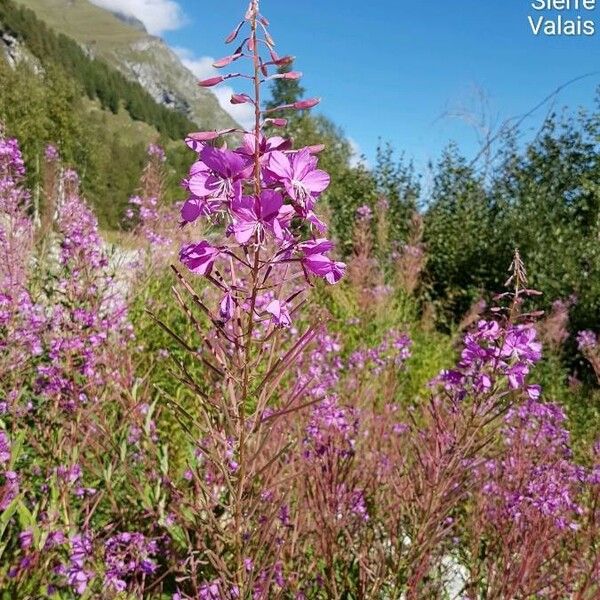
[1,1,600,598]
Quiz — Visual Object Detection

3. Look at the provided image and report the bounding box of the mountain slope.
[15,0,237,130]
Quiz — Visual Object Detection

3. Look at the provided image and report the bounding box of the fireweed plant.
[0,2,599,599]
[162,0,346,595]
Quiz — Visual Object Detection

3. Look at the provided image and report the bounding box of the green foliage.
[374,142,421,242]
[0,58,194,228]
[423,143,500,323]
[422,106,600,342]
[494,110,600,337]
[0,0,195,139]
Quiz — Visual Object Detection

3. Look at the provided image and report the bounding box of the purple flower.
[44,144,60,162]
[67,533,94,595]
[199,580,224,599]
[266,299,292,328]
[577,329,597,351]
[298,239,345,284]
[230,190,285,244]
[266,149,330,210]
[356,204,372,220]
[187,146,250,201]
[0,431,10,465]
[104,532,158,592]
[219,292,235,322]
[147,143,166,162]
[180,241,221,276]
[19,529,33,550]
[501,325,542,363]
[305,397,359,458]
[0,470,19,510]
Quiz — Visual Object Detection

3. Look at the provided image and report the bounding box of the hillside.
[15,0,237,130]
[0,0,201,228]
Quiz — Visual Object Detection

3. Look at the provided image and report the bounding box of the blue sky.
[102,0,600,169]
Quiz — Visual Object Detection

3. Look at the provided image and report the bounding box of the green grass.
[15,0,144,50]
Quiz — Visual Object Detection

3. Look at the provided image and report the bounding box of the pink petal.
[180,241,220,276]
[259,190,283,220]
[301,169,330,195]
[232,220,257,244]
[266,151,293,180]
[181,199,202,223]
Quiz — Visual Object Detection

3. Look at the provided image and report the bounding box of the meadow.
[1,1,600,598]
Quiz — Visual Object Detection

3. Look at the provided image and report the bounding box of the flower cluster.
[34,161,131,408]
[348,329,412,374]
[64,533,94,595]
[294,330,343,398]
[127,144,181,254]
[180,139,345,297]
[577,329,597,351]
[577,329,600,381]
[179,117,344,333]
[482,400,586,531]
[305,396,359,459]
[437,320,542,401]
[0,134,43,379]
[104,532,159,592]
[0,430,18,512]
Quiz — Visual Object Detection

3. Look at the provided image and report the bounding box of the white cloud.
[174,48,255,130]
[89,0,185,35]
[348,137,369,168]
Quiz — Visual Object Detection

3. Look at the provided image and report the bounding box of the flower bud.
[199,76,225,87]
[213,53,242,68]
[293,98,320,110]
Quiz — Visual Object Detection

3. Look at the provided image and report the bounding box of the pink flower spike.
[180,241,221,276]
[293,98,320,110]
[266,299,292,328]
[213,53,243,68]
[199,76,225,87]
